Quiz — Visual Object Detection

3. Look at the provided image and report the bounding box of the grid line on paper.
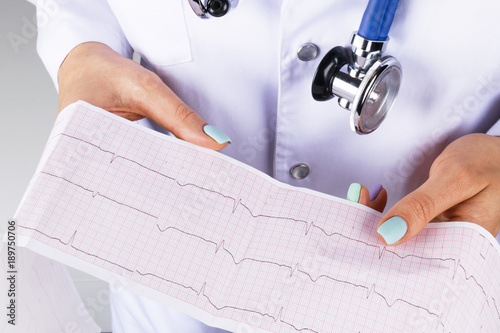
[14,103,500,333]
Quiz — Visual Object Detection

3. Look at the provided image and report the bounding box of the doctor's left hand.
[57,42,231,151]
[375,133,500,246]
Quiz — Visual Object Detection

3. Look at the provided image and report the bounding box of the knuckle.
[129,71,163,107]
[448,162,478,192]
[137,72,163,93]
[432,155,480,191]
[138,70,162,90]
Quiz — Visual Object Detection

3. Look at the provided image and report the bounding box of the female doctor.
[32,0,500,331]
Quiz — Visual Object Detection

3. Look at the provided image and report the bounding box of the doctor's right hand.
[57,42,231,150]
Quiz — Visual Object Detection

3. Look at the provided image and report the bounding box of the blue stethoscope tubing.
[358,0,400,41]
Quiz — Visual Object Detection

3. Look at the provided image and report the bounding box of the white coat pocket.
[107,0,192,66]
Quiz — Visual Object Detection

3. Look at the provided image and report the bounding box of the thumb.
[58,41,231,151]
[133,73,231,151]
[376,172,480,246]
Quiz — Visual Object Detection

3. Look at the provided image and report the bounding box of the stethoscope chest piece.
[312,33,402,134]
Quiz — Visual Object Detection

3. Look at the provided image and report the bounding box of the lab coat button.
[297,43,319,61]
[290,164,310,180]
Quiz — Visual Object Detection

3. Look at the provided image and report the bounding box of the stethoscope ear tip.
[206,0,230,17]
[188,0,232,18]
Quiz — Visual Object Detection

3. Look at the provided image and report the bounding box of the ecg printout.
[13,101,500,332]
[0,245,100,333]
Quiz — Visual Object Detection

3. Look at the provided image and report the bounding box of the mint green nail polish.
[203,125,231,144]
[347,183,361,203]
[377,216,408,245]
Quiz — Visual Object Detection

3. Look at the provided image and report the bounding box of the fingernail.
[203,125,231,144]
[369,183,383,201]
[346,183,361,203]
[377,216,408,245]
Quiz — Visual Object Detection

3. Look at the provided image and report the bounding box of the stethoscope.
[187,0,235,18]
[188,0,402,134]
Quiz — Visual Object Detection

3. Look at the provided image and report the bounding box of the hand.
[376,133,500,245]
[58,42,231,150]
[346,183,388,213]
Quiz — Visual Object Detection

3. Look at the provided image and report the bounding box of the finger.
[376,170,485,246]
[347,183,387,213]
[58,42,231,151]
[432,185,500,236]
[133,73,231,151]
[369,185,388,213]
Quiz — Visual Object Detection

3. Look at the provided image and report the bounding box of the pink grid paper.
[14,101,500,333]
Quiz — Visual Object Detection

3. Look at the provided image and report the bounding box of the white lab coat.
[32,0,500,331]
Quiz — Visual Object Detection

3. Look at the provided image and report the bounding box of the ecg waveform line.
[50,134,487,266]
[21,168,498,329]
[18,223,439,333]
[42,133,498,318]
[20,225,134,273]
[17,224,317,333]
[18,110,500,332]
[155,224,442,319]
[21,213,500,333]
[40,171,159,219]
[40,134,493,304]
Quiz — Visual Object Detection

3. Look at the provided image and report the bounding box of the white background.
[1,0,112,330]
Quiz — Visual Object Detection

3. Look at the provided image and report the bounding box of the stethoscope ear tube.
[312,47,351,101]
[358,0,400,41]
